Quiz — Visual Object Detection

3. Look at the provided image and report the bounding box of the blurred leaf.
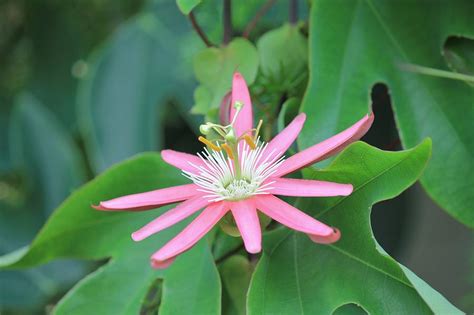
[0,154,220,315]
[220,255,252,315]
[257,24,308,92]
[248,140,461,314]
[444,36,474,87]
[176,0,202,15]
[299,0,474,228]
[10,93,86,215]
[192,38,259,116]
[1,94,88,312]
[79,4,202,173]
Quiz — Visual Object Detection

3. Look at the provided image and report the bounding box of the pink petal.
[161,149,206,173]
[273,113,374,177]
[151,202,228,269]
[254,195,340,244]
[131,196,210,241]
[230,72,253,137]
[94,184,198,211]
[265,113,306,160]
[219,91,232,125]
[230,200,261,253]
[268,178,352,197]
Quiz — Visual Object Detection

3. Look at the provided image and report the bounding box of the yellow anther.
[243,134,256,149]
[198,136,221,151]
[221,143,234,159]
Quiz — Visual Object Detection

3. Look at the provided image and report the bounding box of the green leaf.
[78,4,202,173]
[248,140,462,314]
[10,93,86,214]
[299,0,474,227]
[1,94,87,311]
[0,154,221,315]
[257,24,308,92]
[192,38,259,116]
[176,0,202,15]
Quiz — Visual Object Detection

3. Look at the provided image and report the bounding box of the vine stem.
[243,0,277,38]
[223,0,232,45]
[289,0,298,24]
[188,11,214,47]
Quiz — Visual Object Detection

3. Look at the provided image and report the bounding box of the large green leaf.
[0,154,221,315]
[1,94,87,311]
[248,140,462,314]
[299,0,474,227]
[10,93,86,214]
[78,3,202,173]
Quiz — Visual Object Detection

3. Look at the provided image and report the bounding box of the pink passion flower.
[94,73,374,269]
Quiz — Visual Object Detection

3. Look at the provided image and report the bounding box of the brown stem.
[188,11,214,47]
[243,0,277,38]
[223,0,232,45]
[289,0,298,25]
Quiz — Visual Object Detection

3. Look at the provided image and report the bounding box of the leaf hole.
[365,83,411,258]
[140,278,163,315]
[333,303,368,315]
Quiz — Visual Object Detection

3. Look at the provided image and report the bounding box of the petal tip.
[91,203,107,211]
[245,244,262,254]
[151,257,175,269]
[131,232,143,242]
[233,72,243,80]
[308,227,341,244]
[296,112,307,121]
[344,184,354,195]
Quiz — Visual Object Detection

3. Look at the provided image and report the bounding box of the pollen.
[221,143,234,159]
[198,136,221,151]
[243,134,256,149]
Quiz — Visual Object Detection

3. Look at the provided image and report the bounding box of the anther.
[221,143,234,159]
[198,136,221,151]
[243,134,256,149]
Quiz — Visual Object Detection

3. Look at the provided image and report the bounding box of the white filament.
[183,141,284,202]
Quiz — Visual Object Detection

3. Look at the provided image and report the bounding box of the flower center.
[183,142,284,202]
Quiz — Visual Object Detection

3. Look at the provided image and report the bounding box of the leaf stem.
[243,0,277,38]
[188,11,214,47]
[223,0,232,45]
[398,63,474,83]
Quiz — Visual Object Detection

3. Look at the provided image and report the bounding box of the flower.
[94,73,374,269]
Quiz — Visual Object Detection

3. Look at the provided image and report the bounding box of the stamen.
[254,119,263,142]
[221,143,234,159]
[243,134,256,149]
[184,140,284,202]
[198,136,221,151]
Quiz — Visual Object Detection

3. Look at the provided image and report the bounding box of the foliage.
[0,0,472,314]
